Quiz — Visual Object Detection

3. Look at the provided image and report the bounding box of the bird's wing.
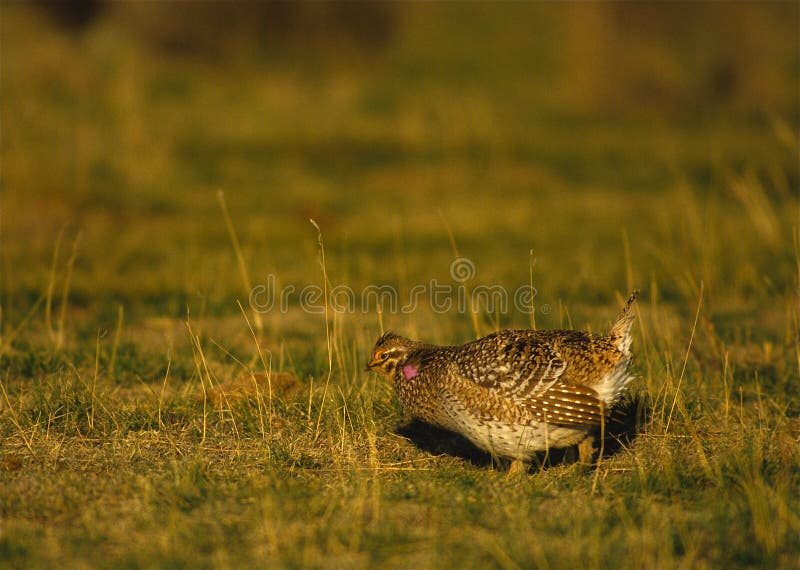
[454,335,566,397]
[521,382,606,426]
[454,334,606,426]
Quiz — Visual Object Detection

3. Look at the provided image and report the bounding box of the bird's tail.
[609,290,639,353]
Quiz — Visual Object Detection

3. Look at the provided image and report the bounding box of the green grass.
[2,3,799,568]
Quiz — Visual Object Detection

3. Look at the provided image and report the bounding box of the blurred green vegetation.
[3,3,798,323]
[1,2,799,569]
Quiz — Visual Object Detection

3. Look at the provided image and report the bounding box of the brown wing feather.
[452,332,607,427]
[453,335,567,399]
[523,383,606,426]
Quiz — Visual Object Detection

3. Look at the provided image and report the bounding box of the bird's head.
[366,331,419,378]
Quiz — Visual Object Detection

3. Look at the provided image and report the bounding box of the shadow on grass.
[397,394,649,472]
[398,420,495,468]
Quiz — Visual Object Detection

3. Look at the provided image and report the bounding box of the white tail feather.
[609,289,639,354]
[594,290,639,404]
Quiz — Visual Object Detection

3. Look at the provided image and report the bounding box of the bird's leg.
[578,435,596,466]
[507,459,527,477]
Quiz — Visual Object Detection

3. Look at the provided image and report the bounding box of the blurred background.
[2,1,798,347]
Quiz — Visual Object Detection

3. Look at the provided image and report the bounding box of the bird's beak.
[365,352,383,372]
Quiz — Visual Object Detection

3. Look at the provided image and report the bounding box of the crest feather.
[375,330,399,348]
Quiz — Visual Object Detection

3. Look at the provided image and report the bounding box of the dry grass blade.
[310,218,333,443]
[44,225,65,343]
[218,190,263,333]
[56,231,80,350]
[664,281,704,440]
[0,378,36,459]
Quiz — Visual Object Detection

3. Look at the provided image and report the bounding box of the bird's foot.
[507,459,527,478]
[578,435,596,466]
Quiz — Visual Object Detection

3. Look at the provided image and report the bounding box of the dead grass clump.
[200,371,302,405]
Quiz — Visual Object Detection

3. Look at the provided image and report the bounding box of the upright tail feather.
[609,289,639,353]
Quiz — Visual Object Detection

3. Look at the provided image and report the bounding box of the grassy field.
[1,3,799,568]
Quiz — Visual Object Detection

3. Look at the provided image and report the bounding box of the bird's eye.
[380,352,389,360]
